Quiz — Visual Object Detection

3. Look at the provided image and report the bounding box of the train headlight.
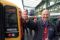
[12,34,15,36]
[8,33,12,37]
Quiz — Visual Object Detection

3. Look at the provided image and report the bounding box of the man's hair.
[41,9,48,12]
[23,9,28,13]
[41,9,50,15]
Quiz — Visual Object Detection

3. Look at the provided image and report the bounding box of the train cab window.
[4,5,18,38]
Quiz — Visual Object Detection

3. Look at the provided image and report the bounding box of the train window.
[4,5,18,38]
[5,5,17,28]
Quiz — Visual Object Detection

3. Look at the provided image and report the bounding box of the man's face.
[22,10,28,20]
[34,18,37,23]
[41,10,49,21]
[34,16,37,23]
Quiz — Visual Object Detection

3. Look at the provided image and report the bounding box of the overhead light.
[50,2,54,6]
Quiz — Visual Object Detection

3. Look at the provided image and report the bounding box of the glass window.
[4,5,19,33]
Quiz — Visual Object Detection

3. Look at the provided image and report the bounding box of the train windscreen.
[5,5,18,38]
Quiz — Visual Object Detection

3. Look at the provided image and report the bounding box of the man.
[33,9,55,40]
[33,16,37,31]
[33,16,37,23]
[22,9,34,40]
[56,16,60,40]
[56,16,60,33]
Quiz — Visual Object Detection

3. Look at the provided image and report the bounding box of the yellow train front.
[0,0,22,40]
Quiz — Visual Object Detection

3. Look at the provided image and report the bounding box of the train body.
[0,0,22,40]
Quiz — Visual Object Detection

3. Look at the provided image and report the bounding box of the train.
[0,0,22,40]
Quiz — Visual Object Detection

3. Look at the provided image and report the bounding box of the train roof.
[0,0,18,7]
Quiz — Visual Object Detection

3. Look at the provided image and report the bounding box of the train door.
[0,3,5,40]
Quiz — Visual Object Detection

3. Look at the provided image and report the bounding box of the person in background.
[33,16,38,40]
[22,9,34,40]
[33,16,37,31]
[33,9,55,40]
[56,16,60,40]
[33,16,37,23]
